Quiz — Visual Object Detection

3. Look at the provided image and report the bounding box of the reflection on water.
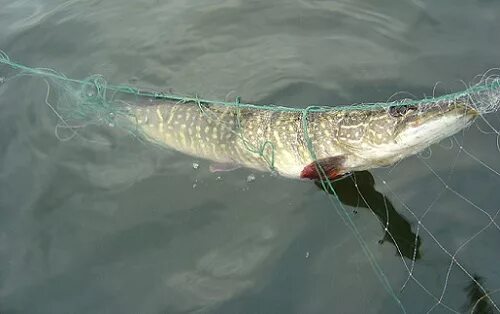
[2,0,500,313]
[316,171,500,313]
[465,275,495,314]
[315,171,421,260]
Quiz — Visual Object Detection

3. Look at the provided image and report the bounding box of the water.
[1,0,500,313]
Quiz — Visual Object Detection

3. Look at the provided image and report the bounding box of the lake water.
[1,0,500,313]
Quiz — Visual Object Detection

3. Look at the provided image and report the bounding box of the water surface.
[1,0,500,313]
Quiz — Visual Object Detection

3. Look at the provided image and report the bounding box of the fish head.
[391,100,478,150]
[343,100,478,166]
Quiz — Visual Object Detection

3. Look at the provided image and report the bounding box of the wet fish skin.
[130,98,477,179]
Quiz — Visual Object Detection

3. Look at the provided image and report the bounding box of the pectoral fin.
[300,156,346,180]
[209,162,242,173]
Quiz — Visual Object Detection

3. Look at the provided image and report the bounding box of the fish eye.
[389,104,418,117]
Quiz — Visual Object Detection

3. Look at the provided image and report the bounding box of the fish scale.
[130,99,477,179]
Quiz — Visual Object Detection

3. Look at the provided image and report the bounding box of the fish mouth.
[410,103,479,126]
[451,103,479,120]
[464,105,479,118]
[402,103,478,130]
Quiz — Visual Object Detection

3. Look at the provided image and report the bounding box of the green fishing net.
[1,51,500,313]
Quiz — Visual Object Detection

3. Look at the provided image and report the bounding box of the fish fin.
[300,156,346,180]
[209,162,242,173]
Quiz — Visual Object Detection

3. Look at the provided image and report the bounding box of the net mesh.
[1,51,500,313]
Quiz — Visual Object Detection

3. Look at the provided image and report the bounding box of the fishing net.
[1,50,500,313]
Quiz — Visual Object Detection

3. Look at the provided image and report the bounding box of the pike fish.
[129,97,478,180]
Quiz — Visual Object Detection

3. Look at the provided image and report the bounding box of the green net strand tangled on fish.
[1,50,499,181]
[3,50,500,313]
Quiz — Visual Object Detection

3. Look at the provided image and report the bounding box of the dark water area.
[1,0,500,313]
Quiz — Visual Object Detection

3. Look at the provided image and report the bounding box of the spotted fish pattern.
[130,98,477,179]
